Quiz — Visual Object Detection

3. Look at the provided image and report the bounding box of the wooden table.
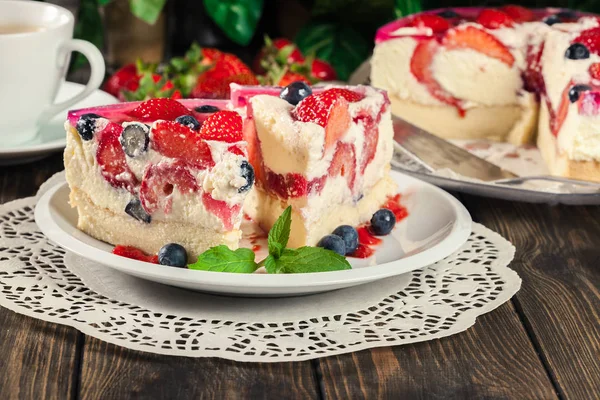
[1,153,599,399]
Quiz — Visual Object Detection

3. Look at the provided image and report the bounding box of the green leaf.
[203,0,264,46]
[129,0,167,25]
[266,247,351,274]
[188,246,259,273]
[295,22,370,81]
[98,0,113,6]
[71,0,104,71]
[267,206,292,258]
[394,0,421,18]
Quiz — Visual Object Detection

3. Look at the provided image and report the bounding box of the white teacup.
[0,0,105,146]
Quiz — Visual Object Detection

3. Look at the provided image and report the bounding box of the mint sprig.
[188,206,352,274]
[188,246,258,273]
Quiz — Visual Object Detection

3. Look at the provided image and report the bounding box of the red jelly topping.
[357,226,382,245]
[350,243,375,259]
[113,245,159,264]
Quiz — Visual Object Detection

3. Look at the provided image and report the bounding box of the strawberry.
[410,14,450,33]
[199,110,243,143]
[443,26,515,66]
[96,122,138,192]
[294,88,363,127]
[140,162,200,214]
[328,142,356,192]
[573,27,600,55]
[120,73,180,102]
[277,71,311,86]
[113,245,158,264]
[502,5,534,22]
[476,9,514,29]
[103,64,137,97]
[410,40,462,111]
[264,170,309,199]
[202,193,241,230]
[191,69,258,99]
[579,91,600,116]
[311,59,337,81]
[552,83,571,136]
[243,117,265,185]
[253,37,305,75]
[128,98,191,122]
[590,63,600,80]
[151,121,214,168]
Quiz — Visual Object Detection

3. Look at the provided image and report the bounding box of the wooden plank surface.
[79,338,320,400]
[0,153,82,399]
[463,196,600,400]
[317,301,557,399]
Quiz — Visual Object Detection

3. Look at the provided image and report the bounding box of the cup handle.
[38,39,105,125]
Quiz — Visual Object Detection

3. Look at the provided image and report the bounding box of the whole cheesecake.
[371,6,600,182]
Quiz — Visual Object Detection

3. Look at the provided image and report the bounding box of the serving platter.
[35,170,472,297]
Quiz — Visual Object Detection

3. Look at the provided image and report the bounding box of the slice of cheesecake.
[241,85,397,247]
[64,98,254,259]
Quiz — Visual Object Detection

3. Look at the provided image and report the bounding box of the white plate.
[34,170,472,296]
[0,81,118,165]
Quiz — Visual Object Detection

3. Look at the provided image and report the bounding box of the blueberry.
[569,84,592,103]
[175,114,200,131]
[239,160,255,193]
[370,209,396,236]
[158,243,188,268]
[195,105,220,113]
[565,43,590,60]
[317,234,346,256]
[280,81,312,106]
[543,15,561,26]
[332,225,358,254]
[437,9,459,18]
[120,123,149,158]
[75,113,101,141]
[125,198,151,223]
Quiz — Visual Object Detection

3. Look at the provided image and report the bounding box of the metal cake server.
[391,117,600,191]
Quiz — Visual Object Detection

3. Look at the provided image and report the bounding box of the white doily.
[0,172,521,362]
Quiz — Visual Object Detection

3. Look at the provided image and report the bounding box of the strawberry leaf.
[203,0,264,46]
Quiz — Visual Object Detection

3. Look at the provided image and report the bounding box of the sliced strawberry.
[354,110,380,173]
[113,245,158,264]
[103,64,137,98]
[151,121,214,169]
[243,117,265,186]
[277,71,311,86]
[552,83,571,136]
[590,63,600,80]
[410,40,462,111]
[264,169,309,199]
[324,97,351,151]
[202,193,242,231]
[328,142,356,192]
[409,14,450,33]
[140,162,200,214]
[579,91,600,116]
[295,88,363,127]
[573,27,600,55]
[128,98,191,122]
[311,59,337,81]
[228,145,246,156]
[443,26,515,67]
[199,110,243,143]
[502,5,534,22]
[523,42,545,93]
[476,9,514,29]
[96,122,138,192]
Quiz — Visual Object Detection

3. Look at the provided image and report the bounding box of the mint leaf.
[267,247,351,274]
[129,0,167,25]
[188,246,258,273]
[203,0,264,46]
[268,206,292,258]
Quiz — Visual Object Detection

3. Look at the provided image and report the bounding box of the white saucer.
[0,81,118,165]
[35,171,472,296]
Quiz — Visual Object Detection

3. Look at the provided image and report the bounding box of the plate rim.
[0,81,118,156]
[34,170,472,289]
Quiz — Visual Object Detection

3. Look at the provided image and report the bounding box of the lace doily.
[0,172,521,362]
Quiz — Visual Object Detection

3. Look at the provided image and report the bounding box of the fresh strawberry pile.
[103,38,337,102]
